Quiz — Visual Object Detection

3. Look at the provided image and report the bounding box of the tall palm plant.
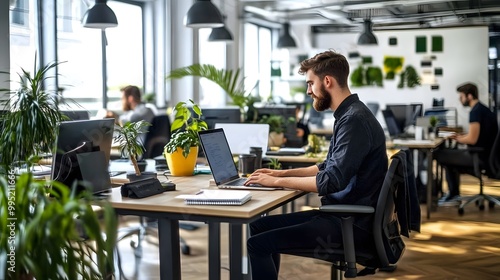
[166,64,258,121]
[0,59,68,169]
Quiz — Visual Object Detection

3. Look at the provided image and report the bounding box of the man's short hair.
[121,85,142,103]
[298,50,350,89]
[456,82,478,99]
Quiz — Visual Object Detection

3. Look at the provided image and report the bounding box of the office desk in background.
[108,173,305,280]
[387,138,445,219]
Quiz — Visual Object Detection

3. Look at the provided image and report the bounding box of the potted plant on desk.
[258,114,295,147]
[114,120,155,181]
[164,99,208,176]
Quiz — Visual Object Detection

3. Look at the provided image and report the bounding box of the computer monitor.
[196,107,241,129]
[382,109,403,137]
[51,118,114,194]
[61,110,90,121]
[385,103,423,133]
[256,105,302,147]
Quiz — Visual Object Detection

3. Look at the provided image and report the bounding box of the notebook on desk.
[198,128,282,191]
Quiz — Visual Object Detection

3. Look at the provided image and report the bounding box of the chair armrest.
[467,147,484,153]
[319,204,374,215]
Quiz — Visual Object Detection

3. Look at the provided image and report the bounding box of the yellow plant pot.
[164,146,198,176]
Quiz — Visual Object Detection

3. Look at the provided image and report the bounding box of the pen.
[195,190,204,195]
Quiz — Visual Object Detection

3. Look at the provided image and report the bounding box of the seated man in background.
[244,50,389,279]
[106,85,155,125]
[434,82,498,206]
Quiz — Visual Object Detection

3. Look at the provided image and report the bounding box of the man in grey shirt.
[118,85,155,125]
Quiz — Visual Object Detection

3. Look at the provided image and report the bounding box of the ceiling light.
[277,23,297,48]
[208,25,233,42]
[357,20,378,45]
[185,0,224,28]
[82,0,118,29]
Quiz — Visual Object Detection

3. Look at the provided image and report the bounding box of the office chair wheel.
[488,201,496,209]
[181,244,190,255]
[479,204,485,211]
[458,208,465,215]
[475,200,480,206]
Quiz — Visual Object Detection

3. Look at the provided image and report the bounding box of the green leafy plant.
[350,65,365,87]
[114,120,151,176]
[164,99,208,158]
[0,173,117,279]
[429,116,438,128]
[268,158,282,170]
[366,66,383,87]
[165,64,258,121]
[142,92,156,104]
[398,65,421,88]
[258,114,295,134]
[0,59,71,169]
[383,56,404,79]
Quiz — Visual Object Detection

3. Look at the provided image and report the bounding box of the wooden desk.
[386,138,445,219]
[108,174,304,280]
[265,153,325,169]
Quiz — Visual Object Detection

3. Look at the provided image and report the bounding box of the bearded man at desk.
[244,50,389,279]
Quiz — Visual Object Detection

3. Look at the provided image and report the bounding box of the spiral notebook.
[176,190,252,206]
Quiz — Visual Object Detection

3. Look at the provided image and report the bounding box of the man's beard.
[312,83,331,112]
[462,99,470,107]
[122,102,132,112]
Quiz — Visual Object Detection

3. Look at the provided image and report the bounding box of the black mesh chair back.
[143,115,171,159]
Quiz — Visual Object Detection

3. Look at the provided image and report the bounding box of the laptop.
[198,128,282,191]
[214,123,269,156]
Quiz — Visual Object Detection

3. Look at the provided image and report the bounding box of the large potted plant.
[166,64,258,122]
[0,172,117,279]
[164,100,208,176]
[113,120,154,181]
[0,59,70,169]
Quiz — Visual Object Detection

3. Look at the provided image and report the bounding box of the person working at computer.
[244,50,389,279]
[434,82,498,206]
[105,85,155,126]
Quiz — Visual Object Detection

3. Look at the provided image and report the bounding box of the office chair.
[458,126,500,215]
[289,150,418,279]
[142,114,171,160]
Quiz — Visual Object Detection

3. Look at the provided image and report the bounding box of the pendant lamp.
[357,20,378,45]
[82,0,118,29]
[208,24,233,42]
[185,0,224,28]
[277,23,297,48]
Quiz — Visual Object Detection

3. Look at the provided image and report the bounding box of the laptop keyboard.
[225,178,248,186]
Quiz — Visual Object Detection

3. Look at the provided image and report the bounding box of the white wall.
[290,25,489,130]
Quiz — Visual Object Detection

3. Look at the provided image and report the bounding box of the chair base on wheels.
[458,193,500,215]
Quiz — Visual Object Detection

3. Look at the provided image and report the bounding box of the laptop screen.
[198,128,240,185]
[382,109,403,137]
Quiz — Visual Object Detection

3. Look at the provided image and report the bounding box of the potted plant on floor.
[0,59,71,170]
[114,120,155,181]
[164,99,208,176]
[0,170,117,279]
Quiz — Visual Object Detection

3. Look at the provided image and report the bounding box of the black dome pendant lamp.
[357,19,378,45]
[277,22,297,48]
[82,0,118,29]
[185,0,224,28]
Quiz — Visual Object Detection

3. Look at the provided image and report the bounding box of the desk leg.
[208,222,221,280]
[229,224,243,280]
[426,149,433,219]
[157,218,181,280]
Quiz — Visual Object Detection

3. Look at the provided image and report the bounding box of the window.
[243,23,272,101]
[198,28,227,107]
[56,0,144,115]
[9,0,36,84]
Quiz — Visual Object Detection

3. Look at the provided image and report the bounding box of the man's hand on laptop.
[244,168,283,188]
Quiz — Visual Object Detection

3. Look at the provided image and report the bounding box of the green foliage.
[268,158,282,170]
[366,67,383,87]
[397,65,421,88]
[350,65,365,87]
[164,100,208,158]
[429,116,438,127]
[166,64,256,111]
[114,120,151,160]
[258,115,295,134]
[0,58,70,168]
[350,65,383,87]
[383,57,404,80]
[143,92,156,103]
[0,173,117,279]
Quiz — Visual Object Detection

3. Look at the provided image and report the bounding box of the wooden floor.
[116,174,500,280]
